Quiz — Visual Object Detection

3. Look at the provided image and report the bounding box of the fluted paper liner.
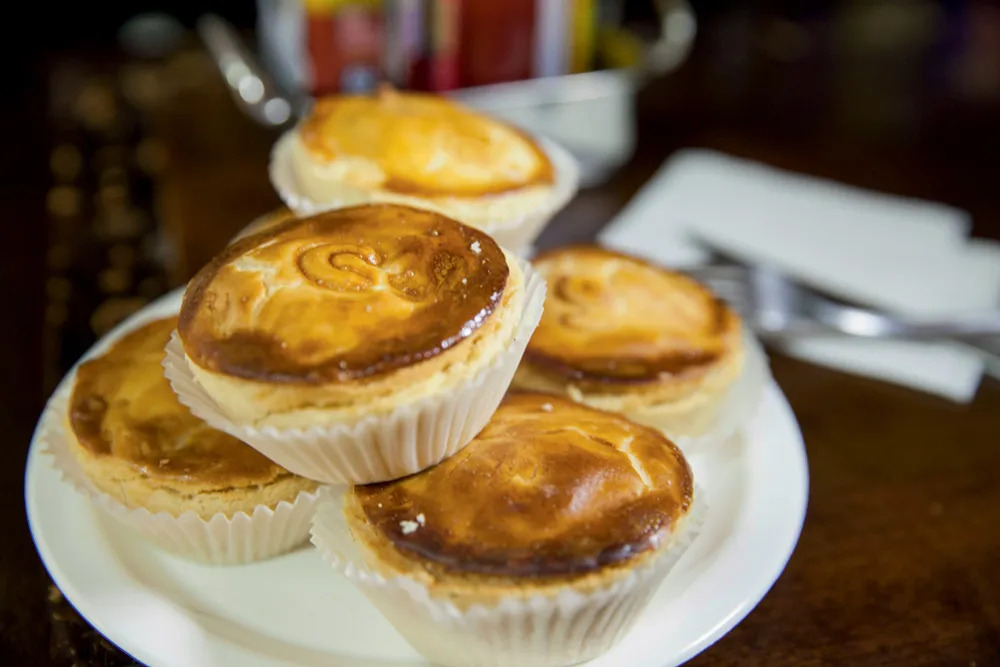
[663,330,770,454]
[269,131,580,254]
[521,329,768,456]
[164,260,547,485]
[39,351,319,566]
[310,485,706,667]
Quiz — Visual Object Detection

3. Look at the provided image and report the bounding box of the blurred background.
[4,0,1000,664]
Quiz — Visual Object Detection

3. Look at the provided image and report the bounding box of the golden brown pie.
[272,88,576,251]
[344,392,694,600]
[314,392,699,664]
[177,204,528,429]
[514,245,745,437]
[66,317,317,518]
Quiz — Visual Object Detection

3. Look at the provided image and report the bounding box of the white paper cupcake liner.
[164,260,547,485]
[40,366,319,566]
[519,329,768,456]
[269,130,580,255]
[665,329,771,454]
[310,485,706,667]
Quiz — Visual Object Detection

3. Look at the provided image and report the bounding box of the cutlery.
[684,255,1000,379]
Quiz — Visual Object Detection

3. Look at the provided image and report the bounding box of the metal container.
[198,1,695,187]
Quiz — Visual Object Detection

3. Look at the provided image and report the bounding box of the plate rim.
[667,384,809,666]
[25,296,808,667]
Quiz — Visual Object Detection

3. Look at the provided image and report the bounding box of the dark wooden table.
[4,4,1000,665]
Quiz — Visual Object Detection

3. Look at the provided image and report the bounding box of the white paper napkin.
[599,149,1000,402]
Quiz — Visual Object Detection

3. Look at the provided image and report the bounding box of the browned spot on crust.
[299,90,554,197]
[69,317,291,485]
[355,393,693,578]
[525,245,737,386]
[179,204,509,384]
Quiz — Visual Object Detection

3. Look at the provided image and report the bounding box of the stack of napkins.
[600,149,1000,403]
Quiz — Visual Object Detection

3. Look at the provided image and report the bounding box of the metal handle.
[811,301,1000,339]
[639,0,698,82]
[197,2,697,124]
[197,14,303,127]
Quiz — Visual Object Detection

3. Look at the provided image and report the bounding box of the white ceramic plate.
[25,291,809,667]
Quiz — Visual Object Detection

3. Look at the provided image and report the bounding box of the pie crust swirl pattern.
[525,245,736,386]
[179,205,509,384]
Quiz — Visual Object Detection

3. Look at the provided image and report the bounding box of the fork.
[684,260,1000,379]
[685,263,1000,339]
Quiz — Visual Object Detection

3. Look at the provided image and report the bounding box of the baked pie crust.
[178,204,527,429]
[67,317,317,518]
[514,245,745,436]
